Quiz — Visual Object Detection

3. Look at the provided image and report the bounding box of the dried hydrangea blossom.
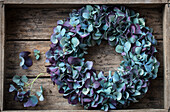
[46,5,159,111]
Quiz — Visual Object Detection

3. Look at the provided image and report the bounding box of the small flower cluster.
[46,5,160,111]
[9,74,44,107]
[19,49,41,69]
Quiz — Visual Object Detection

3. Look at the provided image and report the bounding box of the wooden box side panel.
[0,1,5,111]
[163,4,170,110]
[2,0,168,4]
[1,109,169,112]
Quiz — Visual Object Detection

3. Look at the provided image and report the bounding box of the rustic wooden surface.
[4,77,164,110]
[6,5,163,40]
[163,4,170,110]
[0,1,5,111]
[4,4,165,110]
[5,41,163,77]
[2,0,168,4]
[1,109,168,112]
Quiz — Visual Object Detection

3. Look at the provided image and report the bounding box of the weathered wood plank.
[1,109,168,112]
[4,76,164,110]
[163,4,170,110]
[5,41,50,77]
[5,40,163,78]
[4,79,82,110]
[3,0,168,4]
[0,2,5,111]
[5,4,165,8]
[6,5,163,40]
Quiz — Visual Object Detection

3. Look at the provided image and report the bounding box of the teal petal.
[83,11,90,19]
[113,72,120,83]
[108,36,115,41]
[124,41,131,53]
[21,75,28,83]
[116,92,122,100]
[57,20,64,25]
[12,75,21,84]
[19,57,25,66]
[133,18,139,24]
[60,37,67,47]
[115,45,124,53]
[139,18,145,26]
[71,37,80,47]
[60,28,66,36]
[39,95,44,101]
[36,91,41,96]
[86,5,93,11]
[24,95,38,107]
[87,24,93,32]
[36,55,40,60]
[72,70,78,79]
[82,88,90,95]
[54,25,62,33]
[135,47,142,54]
[9,84,16,92]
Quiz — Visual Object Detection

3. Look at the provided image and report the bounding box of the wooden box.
[0,0,170,112]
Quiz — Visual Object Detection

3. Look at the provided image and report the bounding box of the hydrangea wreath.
[46,5,160,111]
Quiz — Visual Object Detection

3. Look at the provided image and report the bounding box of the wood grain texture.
[1,109,168,112]
[3,0,168,4]
[5,40,163,78]
[4,40,164,110]
[163,4,170,110]
[4,77,164,110]
[5,41,50,77]
[0,2,5,111]
[1,109,169,112]
[6,5,163,40]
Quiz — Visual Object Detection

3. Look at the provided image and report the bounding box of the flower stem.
[25,73,44,87]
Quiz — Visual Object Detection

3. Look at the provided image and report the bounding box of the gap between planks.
[4,40,164,78]
[4,77,164,110]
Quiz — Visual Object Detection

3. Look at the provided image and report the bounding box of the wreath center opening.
[84,40,123,76]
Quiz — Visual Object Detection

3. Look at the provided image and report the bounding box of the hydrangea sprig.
[20,49,43,69]
[9,73,44,107]
[34,49,41,60]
